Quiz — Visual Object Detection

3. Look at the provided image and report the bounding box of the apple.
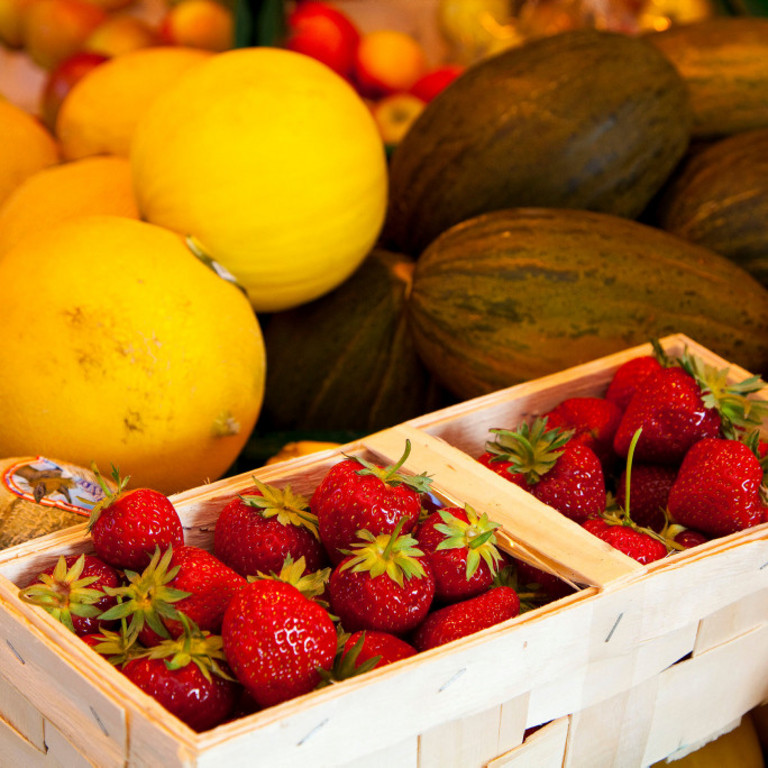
[158,0,234,52]
[285,1,360,81]
[40,50,109,131]
[353,29,428,100]
[370,92,425,154]
[409,64,465,102]
[22,0,107,70]
[83,14,156,57]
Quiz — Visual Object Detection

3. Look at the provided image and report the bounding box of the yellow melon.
[130,46,388,313]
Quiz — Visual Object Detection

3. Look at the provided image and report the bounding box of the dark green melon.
[658,127,768,286]
[646,17,768,139]
[407,208,768,400]
[383,28,692,257]
[260,248,449,433]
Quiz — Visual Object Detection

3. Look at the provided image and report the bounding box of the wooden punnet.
[0,334,766,767]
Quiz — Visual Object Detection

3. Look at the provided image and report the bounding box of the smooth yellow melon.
[130,46,388,312]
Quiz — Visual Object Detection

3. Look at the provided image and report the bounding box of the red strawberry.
[342,630,417,670]
[18,553,121,636]
[221,579,337,708]
[101,545,247,645]
[615,463,678,532]
[605,354,663,411]
[214,479,328,577]
[582,517,668,565]
[416,505,503,602]
[541,396,622,468]
[613,367,721,464]
[88,466,184,570]
[328,519,435,635]
[667,437,767,537]
[122,619,239,732]
[613,349,767,464]
[412,586,520,652]
[311,440,432,564]
[673,528,711,549]
[480,418,605,522]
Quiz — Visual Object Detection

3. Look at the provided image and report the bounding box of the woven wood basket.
[0,334,766,767]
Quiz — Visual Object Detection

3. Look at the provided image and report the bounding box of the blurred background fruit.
[157,0,234,51]
[0,215,266,495]
[130,46,388,313]
[81,12,157,56]
[0,155,139,255]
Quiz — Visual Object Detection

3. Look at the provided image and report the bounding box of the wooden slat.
[0,714,48,768]
[487,717,569,768]
[363,424,642,588]
[0,667,45,750]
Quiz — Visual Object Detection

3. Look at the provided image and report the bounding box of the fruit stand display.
[0,336,768,767]
[3,0,768,766]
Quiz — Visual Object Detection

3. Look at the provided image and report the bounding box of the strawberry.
[221,579,337,708]
[613,349,767,464]
[341,630,417,670]
[101,545,246,645]
[416,505,503,603]
[481,418,606,523]
[673,527,711,549]
[213,479,328,577]
[319,630,418,686]
[605,354,664,411]
[667,437,767,537]
[88,466,184,570]
[615,463,678,532]
[582,428,673,564]
[311,440,432,564]
[328,518,435,635]
[582,516,669,565]
[122,618,239,732]
[18,553,121,636]
[540,396,622,468]
[412,586,520,652]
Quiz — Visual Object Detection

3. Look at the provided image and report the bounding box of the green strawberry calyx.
[316,631,381,688]
[86,463,130,532]
[339,517,427,588]
[434,505,503,580]
[249,554,331,602]
[88,618,143,667]
[240,478,319,539]
[484,417,574,484]
[99,546,190,642]
[18,553,105,633]
[493,562,548,614]
[678,348,768,435]
[351,440,433,494]
[138,614,234,683]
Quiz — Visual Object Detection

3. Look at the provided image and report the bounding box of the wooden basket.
[0,333,766,767]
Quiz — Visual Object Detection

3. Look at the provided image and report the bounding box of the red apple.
[353,29,428,100]
[40,50,110,132]
[409,64,465,102]
[285,1,360,80]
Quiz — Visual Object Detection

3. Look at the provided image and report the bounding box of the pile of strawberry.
[479,341,768,564]
[18,446,553,732]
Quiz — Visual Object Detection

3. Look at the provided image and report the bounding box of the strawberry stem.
[382,516,408,560]
[623,427,643,525]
